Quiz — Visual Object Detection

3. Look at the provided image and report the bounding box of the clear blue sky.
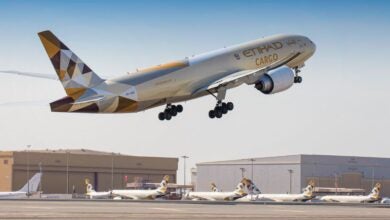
[0,0,390,183]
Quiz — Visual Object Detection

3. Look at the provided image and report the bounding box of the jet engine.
[254,66,295,94]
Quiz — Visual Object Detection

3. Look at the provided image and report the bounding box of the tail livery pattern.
[369,183,381,200]
[38,31,139,113]
[303,180,315,198]
[156,175,170,194]
[211,183,219,192]
[245,179,261,195]
[38,31,104,99]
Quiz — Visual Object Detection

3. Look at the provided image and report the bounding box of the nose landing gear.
[294,67,303,83]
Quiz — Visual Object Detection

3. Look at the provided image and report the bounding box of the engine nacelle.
[254,66,295,94]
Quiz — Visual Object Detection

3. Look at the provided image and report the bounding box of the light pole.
[181,155,189,195]
[288,169,293,194]
[26,145,31,198]
[249,159,255,200]
[239,168,246,178]
[111,152,115,190]
[38,162,42,197]
[249,159,255,181]
[66,151,69,194]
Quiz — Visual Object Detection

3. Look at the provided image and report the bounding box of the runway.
[0,200,390,219]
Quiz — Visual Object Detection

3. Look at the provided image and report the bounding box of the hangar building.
[0,149,178,194]
[194,154,390,197]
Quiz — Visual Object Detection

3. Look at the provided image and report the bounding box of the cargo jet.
[184,178,249,201]
[111,175,169,200]
[0,173,42,199]
[318,183,381,203]
[36,31,315,120]
[237,180,315,202]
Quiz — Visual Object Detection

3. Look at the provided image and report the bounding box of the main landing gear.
[158,104,183,121]
[208,87,234,119]
[294,67,303,83]
[208,101,234,119]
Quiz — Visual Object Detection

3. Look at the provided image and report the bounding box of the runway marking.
[150,207,183,212]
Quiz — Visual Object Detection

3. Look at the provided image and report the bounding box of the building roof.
[0,148,177,159]
[197,154,390,166]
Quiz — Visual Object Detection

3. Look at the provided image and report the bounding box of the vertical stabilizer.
[18,173,42,193]
[38,30,104,99]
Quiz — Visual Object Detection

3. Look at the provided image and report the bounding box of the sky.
[0,0,390,184]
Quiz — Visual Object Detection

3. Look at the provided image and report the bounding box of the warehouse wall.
[196,164,302,193]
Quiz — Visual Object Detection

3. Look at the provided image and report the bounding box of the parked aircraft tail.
[85,178,96,194]
[368,183,381,200]
[234,178,249,196]
[211,183,219,192]
[18,173,42,193]
[37,30,104,99]
[156,175,170,194]
[245,179,261,195]
[302,180,315,197]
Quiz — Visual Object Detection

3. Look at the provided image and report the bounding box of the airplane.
[184,178,249,201]
[318,183,381,203]
[111,175,169,200]
[85,178,111,199]
[0,173,42,199]
[237,180,315,202]
[33,30,315,120]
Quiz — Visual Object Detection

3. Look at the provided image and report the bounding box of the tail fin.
[156,175,170,194]
[303,180,315,197]
[18,173,42,193]
[233,178,248,196]
[246,179,261,195]
[37,30,104,99]
[211,182,219,192]
[369,183,381,200]
[85,178,96,194]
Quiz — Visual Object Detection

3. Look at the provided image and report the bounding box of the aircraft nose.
[307,37,316,54]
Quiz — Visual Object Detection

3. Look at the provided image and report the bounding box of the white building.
[194,154,390,196]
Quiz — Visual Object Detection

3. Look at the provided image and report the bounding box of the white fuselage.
[110,34,316,103]
[111,189,162,200]
[186,191,243,201]
[319,195,377,203]
[0,192,28,199]
[87,191,111,199]
[237,193,310,202]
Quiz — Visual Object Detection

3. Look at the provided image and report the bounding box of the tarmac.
[1,200,390,219]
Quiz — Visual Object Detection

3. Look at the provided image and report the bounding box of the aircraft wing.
[193,52,301,94]
[0,70,58,80]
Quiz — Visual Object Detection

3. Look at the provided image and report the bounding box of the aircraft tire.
[209,110,216,118]
[227,102,234,111]
[165,112,172,120]
[216,110,223,118]
[158,112,165,120]
[176,105,183,113]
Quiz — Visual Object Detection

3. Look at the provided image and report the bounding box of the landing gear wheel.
[158,112,165,120]
[215,110,223,118]
[170,108,177,116]
[294,76,302,83]
[221,105,228,114]
[176,105,183,113]
[165,113,172,120]
[227,102,234,111]
[209,110,216,119]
